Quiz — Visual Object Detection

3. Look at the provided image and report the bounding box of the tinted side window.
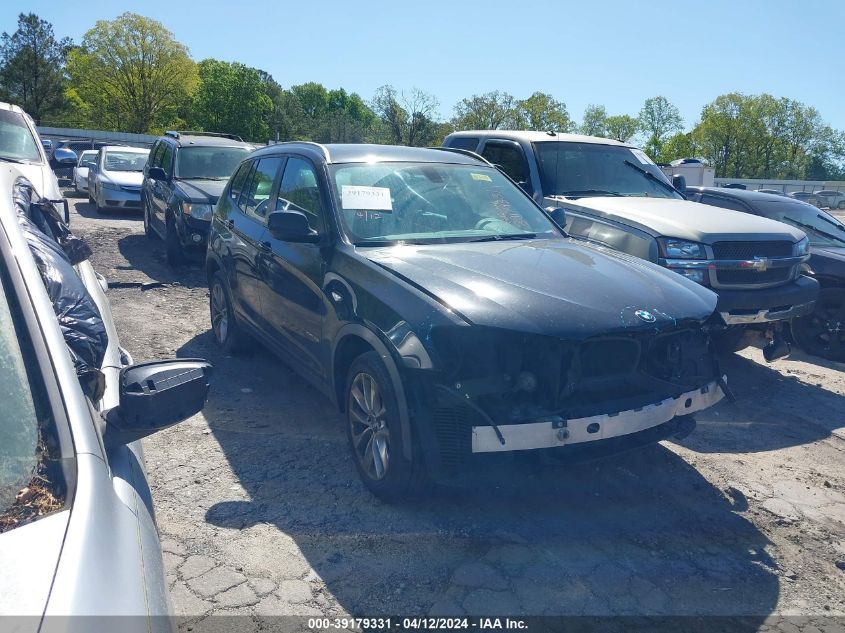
[276,157,325,232]
[148,142,163,168]
[447,137,480,151]
[160,144,174,178]
[701,194,750,213]
[230,160,255,210]
[481,142,529,185]
[241,157,283,222]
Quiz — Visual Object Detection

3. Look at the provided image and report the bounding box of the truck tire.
[713,327,751,354]
[791,288,845,362]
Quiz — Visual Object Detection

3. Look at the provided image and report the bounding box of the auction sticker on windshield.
[471,172,492,182]
[342,185,393,211]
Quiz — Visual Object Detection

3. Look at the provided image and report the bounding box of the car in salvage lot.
[443,131,818,361]
[0,164,211,630]
[87,145,150,214]
[72,149,98,196]
[687,185,845,361]
[142,130,254,266]
[206,142,727,500]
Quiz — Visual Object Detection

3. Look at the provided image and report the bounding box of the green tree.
[513,92,572,132]
[580,104,607,136]
[638,96,683,159]
[0,13,72,123]
[372,85,439,146]
[604,114,640,142]
[66,13,197,133]
[190,59,271,141]
[660,132,699,163]
[451,91,517,130]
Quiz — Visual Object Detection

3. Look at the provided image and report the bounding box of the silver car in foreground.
[0,164,210,632]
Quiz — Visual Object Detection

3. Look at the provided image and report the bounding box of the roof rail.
[266,140,330,162]
[165,130,244,142]
[429,146,491,165]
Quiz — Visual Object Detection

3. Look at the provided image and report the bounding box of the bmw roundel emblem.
[635,309,656,323]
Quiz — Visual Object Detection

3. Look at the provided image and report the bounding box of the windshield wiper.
[0,156,27,164]
[623,160,680,197]
[782,217,845,246]
[816,213,845,232]
[553,189,623,199]
[467,233,537,242]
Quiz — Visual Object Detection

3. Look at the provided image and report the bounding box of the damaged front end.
[411,322,724,472]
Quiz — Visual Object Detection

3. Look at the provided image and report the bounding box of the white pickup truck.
[443,131,819,360]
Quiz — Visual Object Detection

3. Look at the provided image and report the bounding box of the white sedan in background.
[72,149,98,195]
[88,145,150,214]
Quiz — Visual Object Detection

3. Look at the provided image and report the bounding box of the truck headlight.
[657,237,707,259]
[794,236,809,256]
[182,201,213,220]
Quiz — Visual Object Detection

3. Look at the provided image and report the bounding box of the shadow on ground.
[172,330,782,620]
[681,351,845,454]
[115,233,207,289]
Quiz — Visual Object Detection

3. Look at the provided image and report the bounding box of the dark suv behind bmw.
[142,131,253,266]
[206,143,727,500]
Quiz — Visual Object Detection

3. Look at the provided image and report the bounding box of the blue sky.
[4,0,845,130]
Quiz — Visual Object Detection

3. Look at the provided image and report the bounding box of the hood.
[101,170,144,187]
[174,179,227,203]
[559,196,806,243]
[9,162,61,200]
[363,238,718,339]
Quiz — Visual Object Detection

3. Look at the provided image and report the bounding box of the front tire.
[209,272,250,353]
[792,288,845,362]
[345,351,426,501]
[165,219,185,267]
[143,199,156,240]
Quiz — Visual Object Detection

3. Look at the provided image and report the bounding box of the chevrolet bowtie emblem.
[749,257,770,272]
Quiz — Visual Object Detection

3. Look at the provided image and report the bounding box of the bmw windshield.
[330,162,561,246]
[534,141,683,200]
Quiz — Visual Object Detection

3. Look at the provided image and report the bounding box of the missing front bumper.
[471,379,725,453]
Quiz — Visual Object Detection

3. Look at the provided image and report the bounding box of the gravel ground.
[67,194,845,630]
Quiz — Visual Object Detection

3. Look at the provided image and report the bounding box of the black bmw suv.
[207,143,728,500]
[142,131,253,265]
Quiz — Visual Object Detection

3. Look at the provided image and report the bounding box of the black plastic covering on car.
[12,177,107,398]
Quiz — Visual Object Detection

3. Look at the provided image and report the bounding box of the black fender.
[332,323,414,461]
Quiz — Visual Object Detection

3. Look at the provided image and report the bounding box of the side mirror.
[147,166,167,181]
[267,210,320,243]
[671,174,687,193]
[546,206,567,229]
[103,359,212,448]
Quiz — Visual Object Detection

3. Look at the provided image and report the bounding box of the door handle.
[259,241,272,252]
[227,219,235,228]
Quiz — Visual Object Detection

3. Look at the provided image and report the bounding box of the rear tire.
[345,351,427,502]
[165,219,185,267]
[209,272,250,353]
[791,288,845,362]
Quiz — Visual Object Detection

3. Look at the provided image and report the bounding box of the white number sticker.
[341,185,393,211]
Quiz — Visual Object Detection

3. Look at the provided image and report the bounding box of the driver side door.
[258,155,329,380]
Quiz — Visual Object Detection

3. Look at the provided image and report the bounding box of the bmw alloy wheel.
[210,282,229,344]
[348,372,390,480]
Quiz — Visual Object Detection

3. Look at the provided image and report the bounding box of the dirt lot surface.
[67,195,845,630]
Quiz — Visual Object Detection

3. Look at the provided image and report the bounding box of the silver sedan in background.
[88,145,150,214]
